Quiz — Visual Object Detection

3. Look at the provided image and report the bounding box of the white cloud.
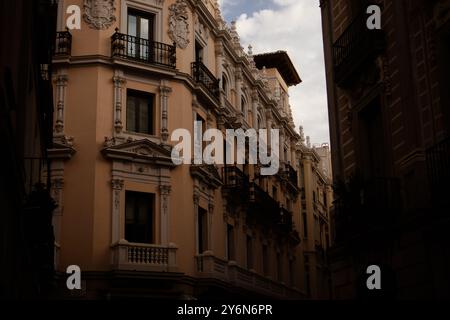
[224,1,330,144]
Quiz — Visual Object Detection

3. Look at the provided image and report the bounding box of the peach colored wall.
[54,0,313,291]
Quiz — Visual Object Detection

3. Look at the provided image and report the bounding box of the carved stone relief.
[83,0,116,30]
[168,0,190,49]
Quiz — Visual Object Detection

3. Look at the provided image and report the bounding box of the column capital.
[111,179,124,190]
[160,185,172,195]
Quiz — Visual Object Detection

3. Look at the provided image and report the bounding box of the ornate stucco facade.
[49,0,332,299]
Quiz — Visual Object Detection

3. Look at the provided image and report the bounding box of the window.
[125,191,154,243]
[196,114,207,152]
[246,235,253,270]
[241,96,246,115]
[128,9,155,60]
[195,40,204,62]
[277,252,282,282]
[222,74,228,97]
[198,207,208,254]
[262,244,269,276]
[314,217,320,242]
[126,90,154,135]
[227,224,235,261]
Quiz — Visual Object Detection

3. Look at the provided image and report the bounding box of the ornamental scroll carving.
[83,0,116,30]
[168,0,190,49]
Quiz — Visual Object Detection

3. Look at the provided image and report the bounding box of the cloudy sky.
[218,0,330,145]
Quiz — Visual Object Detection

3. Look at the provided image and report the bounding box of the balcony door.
[128,9,155,61]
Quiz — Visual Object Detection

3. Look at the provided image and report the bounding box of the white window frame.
[121,0,164,42]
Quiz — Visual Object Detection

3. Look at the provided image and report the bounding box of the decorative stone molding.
[83,0,117,30]
[111,178,124,191]
[160,80,172,143]
[102,139,176,168]
[190,165,223,190]
[111,178,124,243]
[194,14,209,41]
[55,74,68,135]
[160,185,172,245]
[168,0,190,49]
[113,70,126,135]
[215,42,224,56]
[51,177,65,216]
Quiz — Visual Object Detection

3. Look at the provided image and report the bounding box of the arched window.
[241,96,246,115]
[222,74,228,98]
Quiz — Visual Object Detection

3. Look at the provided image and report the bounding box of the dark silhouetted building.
[320,0,450,299]
[0,0,57,298]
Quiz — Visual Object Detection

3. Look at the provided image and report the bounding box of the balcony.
[249,183,280,220]
[111,30,176,69]
[223,166,249,189]
[426,137,450,208]
[282,163,299,194]
[222,166,250,206]
[332,12,386,87]
[111,240,178,272]
[195,252,303,299]
[191,61,220,100]
[333,177,402,241]
[278,207,294,233]
[54,30,72,56]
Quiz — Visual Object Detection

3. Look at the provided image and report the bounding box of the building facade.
[320,0,450,299]
[298,142,334,299]
[46,0,333,299]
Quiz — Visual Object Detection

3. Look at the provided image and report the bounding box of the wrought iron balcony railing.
[279,207,294,233]
[54,30,72,56]
[191,61,220,99]
[248,183,281,222]
[332,12,386,86]
[223,165,249,189]
[111,30,176,69]
[284,163,298,188]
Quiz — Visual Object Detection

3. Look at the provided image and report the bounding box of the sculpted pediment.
[102,138,176,168]
[190,164,223,189]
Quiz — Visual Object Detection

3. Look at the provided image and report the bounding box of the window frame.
[124,191,155,244]
[126,89,155,136]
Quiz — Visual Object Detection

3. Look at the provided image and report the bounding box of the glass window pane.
[128,15,137,37]
[128,15,137,57]
[126,97,136,132]
[127,91,153,135]
[139,98,149,134]
[140,18,149,40]
[125,192,153,243]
